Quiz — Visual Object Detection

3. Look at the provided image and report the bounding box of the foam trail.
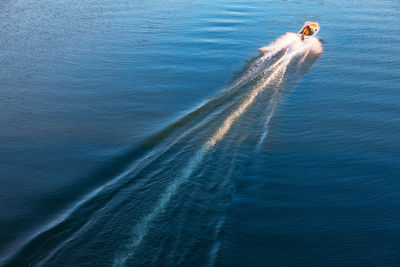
[257,92,279,147]
[113,148,208,267]
[114,59,287,267]
[113,33,320,266]
[227,33,300,92]
[205,59,287,148]
[258,32,301,54]
[257,37,323,146]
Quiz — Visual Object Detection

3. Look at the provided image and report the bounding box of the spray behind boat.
[113,29,323,266]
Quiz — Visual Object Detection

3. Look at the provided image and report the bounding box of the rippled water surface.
[1,0,399,265]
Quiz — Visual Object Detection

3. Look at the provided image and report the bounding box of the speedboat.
[298,21,320,41]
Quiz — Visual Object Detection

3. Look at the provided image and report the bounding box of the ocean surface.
[1,0,400,265]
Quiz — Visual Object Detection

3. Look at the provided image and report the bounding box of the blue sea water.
[1,0,399,265]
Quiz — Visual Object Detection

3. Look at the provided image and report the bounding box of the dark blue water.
[1,0,399,265]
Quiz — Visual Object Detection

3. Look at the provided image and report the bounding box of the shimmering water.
[1,0,399,265]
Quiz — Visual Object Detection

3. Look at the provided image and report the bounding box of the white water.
[257,91,280,148]
[113,33,322,266]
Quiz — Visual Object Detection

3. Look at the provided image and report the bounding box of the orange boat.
[298,21,320,41]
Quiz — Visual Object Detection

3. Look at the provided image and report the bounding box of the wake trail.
[257,91,280,148]
[227,33,301,92]
[113,32,322,266]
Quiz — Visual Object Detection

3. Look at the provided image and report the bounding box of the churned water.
[1,0,399,265]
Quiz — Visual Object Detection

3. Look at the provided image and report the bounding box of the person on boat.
[300,25,314,41]
[302,25,312,36]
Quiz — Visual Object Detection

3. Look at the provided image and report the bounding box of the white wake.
[113,33,322,266]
